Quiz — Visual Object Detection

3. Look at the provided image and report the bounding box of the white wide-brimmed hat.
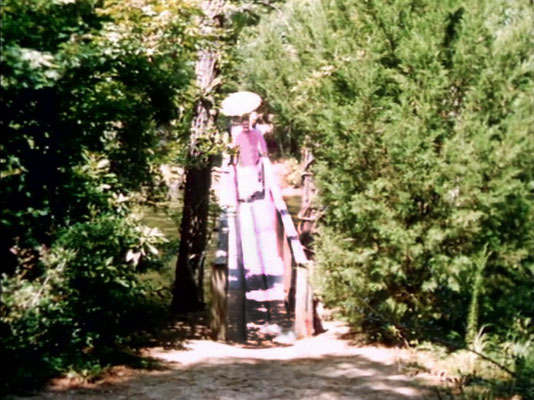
[220,91,262,117]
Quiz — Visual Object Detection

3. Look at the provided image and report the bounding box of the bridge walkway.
[211,156,313,343]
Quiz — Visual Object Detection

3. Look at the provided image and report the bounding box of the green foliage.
[1,0,197,271]
[0,212,169,392]
[0,0,199,393]
[502,318,534,398]
[238,0,534,396]
[237,0,534,350]
[415,321,534,399]
[466,248,490,346]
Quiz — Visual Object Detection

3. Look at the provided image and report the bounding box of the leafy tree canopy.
[1,0,199,392]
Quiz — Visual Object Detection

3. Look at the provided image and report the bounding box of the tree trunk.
[172,166,212,313]
[172,0,225,313]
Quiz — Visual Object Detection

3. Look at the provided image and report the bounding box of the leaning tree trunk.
[172,0,225,313]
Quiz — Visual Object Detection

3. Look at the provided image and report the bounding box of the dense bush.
[237,0,534,347]
[1,0,197,392]
[0,211,167,390]
[1,0,196,272]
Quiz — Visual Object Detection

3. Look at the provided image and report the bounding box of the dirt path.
[22,321,439,400]
[18,162,440,399]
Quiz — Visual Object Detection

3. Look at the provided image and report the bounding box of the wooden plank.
[218,155,315,341]
[262,158,308,265]
[210,261,228,340]
[210,161,232,340]
[294,264,313,338]
[226,164,247,342]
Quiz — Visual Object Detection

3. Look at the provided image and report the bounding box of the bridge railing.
[211,155,314,340]
[210,157,239,341]
[261,157,314,339]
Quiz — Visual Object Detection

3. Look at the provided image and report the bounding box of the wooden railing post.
[294,263,313,338]
[262,157,314,338]
[211,158,242,341]
[210,210,229,340]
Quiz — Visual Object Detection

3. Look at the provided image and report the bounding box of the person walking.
[232,115,268,202]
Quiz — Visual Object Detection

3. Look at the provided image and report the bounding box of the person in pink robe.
[232,116,268,202]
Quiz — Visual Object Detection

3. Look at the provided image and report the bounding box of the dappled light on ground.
[25,321,439,400]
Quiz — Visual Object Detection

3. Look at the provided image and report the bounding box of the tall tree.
[172,0,226,313]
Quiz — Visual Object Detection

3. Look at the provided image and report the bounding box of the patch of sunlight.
[317,366,374,379]
[387,375,411,381]
[245,283,285,301]
[390,386,421,397]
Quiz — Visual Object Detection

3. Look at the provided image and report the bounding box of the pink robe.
[233,128,267,200]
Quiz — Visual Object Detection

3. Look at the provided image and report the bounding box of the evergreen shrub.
[237,0,534,345]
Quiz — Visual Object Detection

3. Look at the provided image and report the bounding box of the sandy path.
[18,163,439,399]
[22,321,438,400]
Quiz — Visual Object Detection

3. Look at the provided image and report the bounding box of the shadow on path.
[23,354,436,400]
[21,322,439,400]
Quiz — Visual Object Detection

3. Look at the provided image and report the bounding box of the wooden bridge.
[210,155,314,343]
